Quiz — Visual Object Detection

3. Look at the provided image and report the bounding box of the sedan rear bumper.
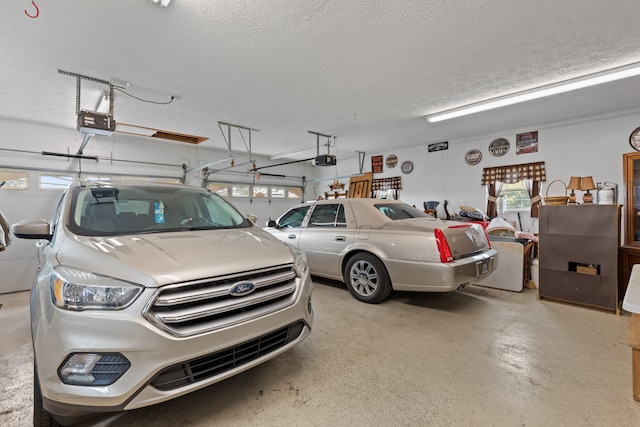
[385,249,498,292]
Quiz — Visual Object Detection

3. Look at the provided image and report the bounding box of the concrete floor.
[1,280,640,426]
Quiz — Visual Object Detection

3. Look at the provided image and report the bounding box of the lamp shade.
[581,176,596,191]
[567,176,582,190]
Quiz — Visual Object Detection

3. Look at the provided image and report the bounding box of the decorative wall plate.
[401,160,414,174]
[630,127,640,151]
[386,154,398,168]
[488,138,510,157]
[465,149,482,165]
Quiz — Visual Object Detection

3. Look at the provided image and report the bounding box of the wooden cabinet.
[539,204,621,313]
[621,152,640,305]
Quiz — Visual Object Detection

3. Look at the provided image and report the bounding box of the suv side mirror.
[11,219,53,240]
[246,214,258,223]
[267,220,277,228]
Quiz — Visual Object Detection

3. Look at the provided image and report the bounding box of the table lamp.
[567,176,582,204]
[581,176,596,203]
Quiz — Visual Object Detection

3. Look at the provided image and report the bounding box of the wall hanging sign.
[465,149,482,165]
[516,131,538,154]
[401,161,414,174]
[428,141,449,152]
[629,127,640,151]
[488,138,510,157]
[386,154,398,168]
[371,155,384,173]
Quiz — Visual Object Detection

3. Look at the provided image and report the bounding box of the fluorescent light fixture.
[269,146,317,160]
[426,62,640,123]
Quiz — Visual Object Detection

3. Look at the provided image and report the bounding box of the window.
[374,203,428,220]
[287,187,302,199]
[253,186,268,198]
[69,183,249,236]
[276,206,310,228]
[207,183,229,197]
[500,180,531,212]
[0,170,28,189]
[208,181,303,199]
[84,175,112,183]
[232,185,250,198]
[39,174,73,190]
[271,186,302,199]
[308,204,346,228]
[271,187,286,198]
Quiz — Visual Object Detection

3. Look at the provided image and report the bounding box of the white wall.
[312,111,637,235]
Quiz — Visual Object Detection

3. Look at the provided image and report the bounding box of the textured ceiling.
[2,0,640,160]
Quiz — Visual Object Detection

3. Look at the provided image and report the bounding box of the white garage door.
[0,174,62,294]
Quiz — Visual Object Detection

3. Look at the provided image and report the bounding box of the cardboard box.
[576,265,598,275]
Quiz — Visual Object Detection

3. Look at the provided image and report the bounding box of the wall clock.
[401,160,413,174]
[630,127,640,151]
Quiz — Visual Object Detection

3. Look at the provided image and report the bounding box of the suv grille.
[150,321,305,391]
[144,264,299,337]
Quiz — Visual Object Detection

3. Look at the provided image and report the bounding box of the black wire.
[114,88,175,105]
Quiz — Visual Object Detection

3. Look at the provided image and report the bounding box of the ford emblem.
[230,281,256,297]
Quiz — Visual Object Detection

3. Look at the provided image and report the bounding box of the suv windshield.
[67,183,250,236]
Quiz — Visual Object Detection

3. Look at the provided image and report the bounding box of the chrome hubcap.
[350,260,378,296]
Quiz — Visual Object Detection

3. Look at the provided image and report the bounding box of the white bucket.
[530,258,539,288]
[597,187,615,205]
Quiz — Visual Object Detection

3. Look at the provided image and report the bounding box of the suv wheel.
[344,253,392,303]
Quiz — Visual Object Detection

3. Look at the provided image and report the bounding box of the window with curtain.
[501,180,531,212]
[481,162,546,218]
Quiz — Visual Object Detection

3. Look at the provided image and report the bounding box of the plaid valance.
[481,161,546,185]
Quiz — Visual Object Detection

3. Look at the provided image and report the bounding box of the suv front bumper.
[33,276,313,419]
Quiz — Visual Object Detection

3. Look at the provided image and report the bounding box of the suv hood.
[55,227,295,287]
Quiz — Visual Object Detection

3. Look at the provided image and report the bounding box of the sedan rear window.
[374,203,429,220]
[68,184,250,236]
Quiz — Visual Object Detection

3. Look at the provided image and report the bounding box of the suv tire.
[34,365,61,427]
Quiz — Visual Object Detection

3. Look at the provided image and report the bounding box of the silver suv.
[12,180,313,426]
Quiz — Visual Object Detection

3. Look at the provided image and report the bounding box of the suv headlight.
[51,266,142,310]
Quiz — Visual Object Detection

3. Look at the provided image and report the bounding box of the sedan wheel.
[344,253,392,303]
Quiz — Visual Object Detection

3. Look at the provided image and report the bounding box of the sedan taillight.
[434,228,454,263]
[482,227,492,249]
